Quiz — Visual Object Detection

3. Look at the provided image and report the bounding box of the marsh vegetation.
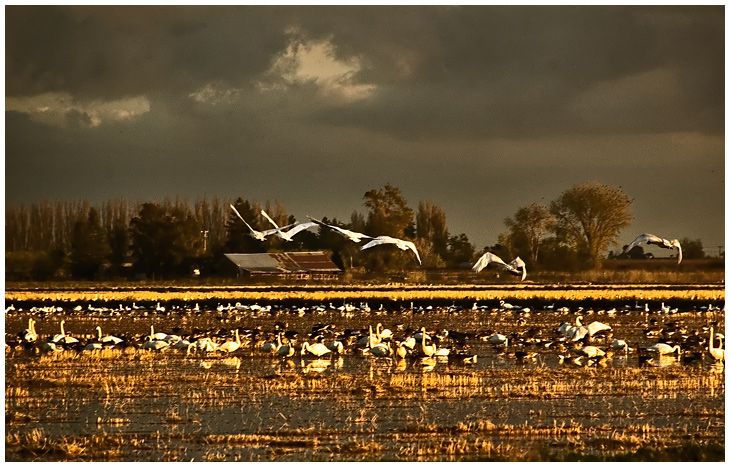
[5,285,725,461]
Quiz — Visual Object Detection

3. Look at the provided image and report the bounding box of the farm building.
[218,251,341,280]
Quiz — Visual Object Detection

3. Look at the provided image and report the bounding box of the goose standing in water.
[646,343,681,356]
[419,328,437,358]
[261,333,283,354]
[52,320,79,345]
[709,327,725,362]
[301,341,332,357]
[97,326,123,346]
[19,318,37,342]
[217,329,242,353]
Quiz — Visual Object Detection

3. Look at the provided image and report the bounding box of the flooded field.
[4,285,725,461]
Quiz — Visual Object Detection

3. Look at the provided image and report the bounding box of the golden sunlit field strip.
[5,283,725,303]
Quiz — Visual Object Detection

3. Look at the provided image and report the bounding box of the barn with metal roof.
[220,251,341,280]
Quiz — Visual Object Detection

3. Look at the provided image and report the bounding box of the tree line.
[5,180,706,280]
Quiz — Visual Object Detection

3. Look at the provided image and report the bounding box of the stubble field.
[4,283,725,461]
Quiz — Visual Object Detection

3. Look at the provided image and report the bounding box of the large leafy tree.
[70,208,111,279]
[503,203,555,268]
[416,201,449,266]
[550,181,633,268]
[679,237,705,260]
[362,183,416,271]
[446,233,475,268]
[363,183,414,238]
[129,202,202,278]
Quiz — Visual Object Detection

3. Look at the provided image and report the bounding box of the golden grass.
[4,283,725,303]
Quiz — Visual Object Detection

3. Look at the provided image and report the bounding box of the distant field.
[5,282,725,307]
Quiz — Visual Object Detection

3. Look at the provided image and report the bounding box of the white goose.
[149,325,168,341]
[570,316,612,342]
[307,217,373,243]
[646,343,681,356]
[97,326,123,345]
[419,328,437,357]
[367,338,392,358]
[217,329,242,353]
[230,204,290,241]
[572,345,606,358]
[357,325,380,349]
[376,323,393,340]
[360,236,422,265]
[260,210,316,242]
[52,320,79,344]
[20,318,37,342]
[193,337,218,353]
[488,333,509,348]
[624,233,682,264]
[260,333,283,354]
[472,252,527,281]
[709,327,724,362]
[301,341,332,357]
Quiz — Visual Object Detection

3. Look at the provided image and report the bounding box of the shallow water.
[5,299,725,461]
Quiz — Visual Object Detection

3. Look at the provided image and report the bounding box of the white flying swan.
[360,236,422,265]
[623,233,682,264]
[472,252,527,281]
[229,204,291,241]
[260,210,316,242]
[307,216,373,243]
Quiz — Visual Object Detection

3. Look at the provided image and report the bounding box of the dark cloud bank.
[5,5,724,250]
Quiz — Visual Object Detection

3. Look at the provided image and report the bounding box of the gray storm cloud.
[5,5,724,250]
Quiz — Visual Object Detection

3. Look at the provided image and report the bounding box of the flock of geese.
[8,300,724,369]
[231,204,684,278]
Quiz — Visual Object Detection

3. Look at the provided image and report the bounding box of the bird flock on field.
[7,300,724,370]
[231,205,685,280]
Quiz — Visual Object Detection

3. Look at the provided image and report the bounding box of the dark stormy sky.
[5,5,725,254]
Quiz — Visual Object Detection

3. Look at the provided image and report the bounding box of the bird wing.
[260,210,280,229]
[401,240,422,265]
[586,321,611,336]
[361,236,421,264]
[360,236,392,250]
[508,256,527,281]
[331,225,372,242]
[626,233,682,264]
[625,233,662,252]
[472,252,507,273]
[307,216,372,242]
[284,222,317,237]
[230,204,263,237]
[675,242,682,264]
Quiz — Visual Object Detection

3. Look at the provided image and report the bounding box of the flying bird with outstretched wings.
[360,235,422,265]
[260,210,316,242]
[623,233,682,264]
[229,204,287,241]
[472,252,527,281]
[307,216,373,243]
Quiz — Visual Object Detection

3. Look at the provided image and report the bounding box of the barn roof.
[223,251,341,274]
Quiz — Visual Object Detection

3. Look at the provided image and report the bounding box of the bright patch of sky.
[5,92,150,128]
[258,35,376,101]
